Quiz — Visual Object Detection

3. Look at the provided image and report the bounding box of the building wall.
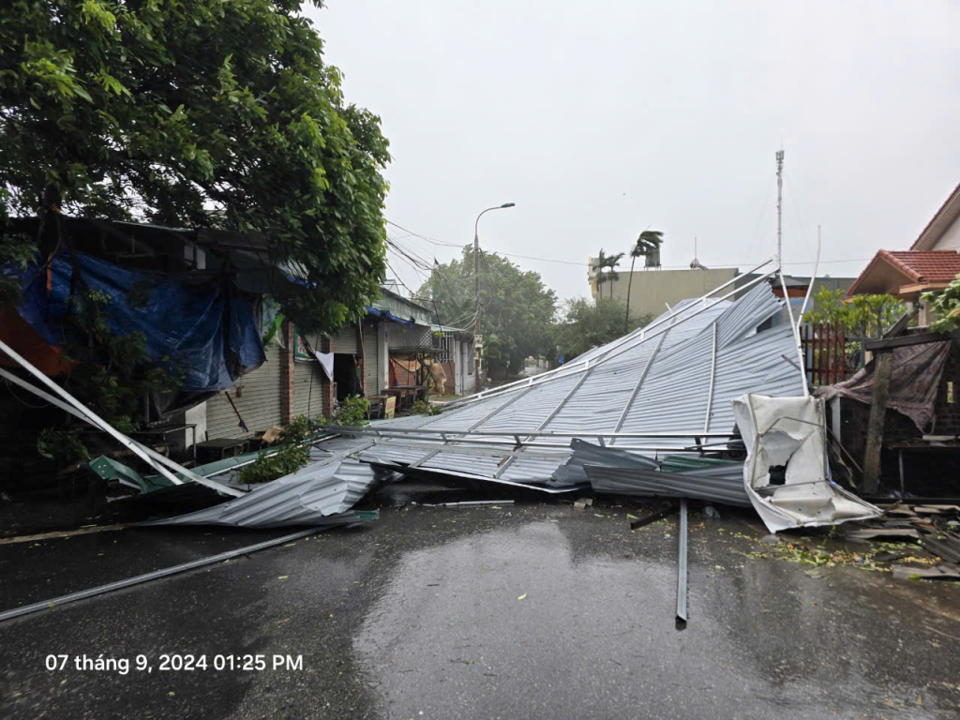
[460,338,476,395]
[930,215,960,251]
[594,268,739,319]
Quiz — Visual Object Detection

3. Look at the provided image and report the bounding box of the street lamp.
[473,202,516,387]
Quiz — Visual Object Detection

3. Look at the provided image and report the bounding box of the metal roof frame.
[447,258,777,408]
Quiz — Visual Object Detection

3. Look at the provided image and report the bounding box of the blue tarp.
[7,252,265,392]
[364,306,414,326]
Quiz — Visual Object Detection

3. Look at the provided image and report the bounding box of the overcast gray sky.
[307,0,960,302]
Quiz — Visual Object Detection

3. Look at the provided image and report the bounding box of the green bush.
[922,273,960,334]
[410,399,442,416]
[237,443,310,485]
[327,395,370,427]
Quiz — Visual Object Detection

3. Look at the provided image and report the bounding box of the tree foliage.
[418,248,557,374]
[592,249,623,300]
[630,230,664,262]
[625,229,663,332]
[0,0,389,332]
[922,273,960,334]
[554,297,651,363]
[803,288,905,338]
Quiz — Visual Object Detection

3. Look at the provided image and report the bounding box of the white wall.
[931,215,960,250]
[378,321,389,391]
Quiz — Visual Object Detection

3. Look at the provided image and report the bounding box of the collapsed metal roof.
[333,271,808,488]
[143,459,385,528]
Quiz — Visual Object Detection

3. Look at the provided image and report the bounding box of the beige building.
[588,262,739,319]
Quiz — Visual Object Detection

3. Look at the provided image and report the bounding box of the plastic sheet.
[3,252,264,391]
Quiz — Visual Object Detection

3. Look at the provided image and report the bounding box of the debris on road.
[0,528,325,624]
[141,459,384,528]
[733,394,882,532]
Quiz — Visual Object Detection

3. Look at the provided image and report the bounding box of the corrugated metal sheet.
[337,282,805,493]
[586,465,751,507]
[552,439,659,487]
[206,344,284,440]
[146,459,384,528]
[364,321,380,396]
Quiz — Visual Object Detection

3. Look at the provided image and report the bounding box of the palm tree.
[595,271,607,298]
[597,249,625,299]
[624,230,664,332]
[593,249,624,301]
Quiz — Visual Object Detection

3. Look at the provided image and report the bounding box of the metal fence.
[800,323,847,386]
[432,331,457,363]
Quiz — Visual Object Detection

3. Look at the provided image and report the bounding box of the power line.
[386,218,870,277]
[386,244,428,284]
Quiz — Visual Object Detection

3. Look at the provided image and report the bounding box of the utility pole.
[472,203,515,389]
[775,149,784,266]
[473,227,481,383]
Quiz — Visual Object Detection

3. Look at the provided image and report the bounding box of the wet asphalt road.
[1,496,959,720]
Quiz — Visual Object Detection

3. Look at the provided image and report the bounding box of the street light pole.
[473,202,515,389]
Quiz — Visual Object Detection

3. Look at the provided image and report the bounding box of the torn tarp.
[732,394,882,533]
[1,251,265,391]
[817,340,951,434]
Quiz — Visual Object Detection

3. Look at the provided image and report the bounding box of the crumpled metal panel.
[552,439,659,487]
[586,465,752,507]
[144,459,384,528]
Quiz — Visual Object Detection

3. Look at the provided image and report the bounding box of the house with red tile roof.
[847,183,960,323]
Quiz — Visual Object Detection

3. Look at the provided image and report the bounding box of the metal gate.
[206,344,284,439]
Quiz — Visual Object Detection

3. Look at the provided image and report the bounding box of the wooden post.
[862,351,893,494]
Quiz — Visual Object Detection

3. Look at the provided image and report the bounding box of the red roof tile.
[878,250,960,283]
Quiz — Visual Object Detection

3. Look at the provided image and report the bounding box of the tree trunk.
[624,256,636,333]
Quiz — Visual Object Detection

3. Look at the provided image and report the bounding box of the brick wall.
[390,356,416,388]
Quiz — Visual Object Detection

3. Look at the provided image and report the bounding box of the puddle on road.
[351,516,958,719]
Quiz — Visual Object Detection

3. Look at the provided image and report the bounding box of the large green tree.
[554,296,651,363]
[419,248,557,376]
[0,0,388,332]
